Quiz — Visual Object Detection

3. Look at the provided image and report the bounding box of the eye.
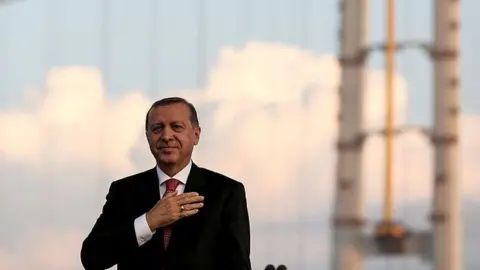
[151,126,162,133]
[172,124,183,130]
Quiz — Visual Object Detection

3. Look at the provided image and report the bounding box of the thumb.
[163,190,178,199]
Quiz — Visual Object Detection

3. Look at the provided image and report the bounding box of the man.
[81,97,251,270]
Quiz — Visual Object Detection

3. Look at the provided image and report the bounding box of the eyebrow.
[150,121,185,127]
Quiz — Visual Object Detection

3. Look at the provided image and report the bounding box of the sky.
[0,0,479,269]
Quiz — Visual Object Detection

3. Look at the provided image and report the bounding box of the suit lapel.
[141,167,161,207]
[184,162,206,193]
[165,163,207,255]
[136,167,165,256]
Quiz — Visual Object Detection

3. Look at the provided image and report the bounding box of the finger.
[180,209,200,218]
[182,202,204,211]
[173,192,200,200]
[163,190,178,199]
[177,195,204,205]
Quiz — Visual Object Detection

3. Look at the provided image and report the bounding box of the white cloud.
[0,66,151,176]
[0,251,18,270]
[0,42,478,270]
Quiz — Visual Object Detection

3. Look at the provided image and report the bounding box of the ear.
[193,126,201,145]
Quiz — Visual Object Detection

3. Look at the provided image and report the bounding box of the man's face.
[146,103,200,166]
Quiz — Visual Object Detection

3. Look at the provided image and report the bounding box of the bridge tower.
[332,1,462,269]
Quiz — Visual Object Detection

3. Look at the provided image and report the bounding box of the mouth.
[158,147,178,151]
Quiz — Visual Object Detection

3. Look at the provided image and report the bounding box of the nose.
[160,127,174,141]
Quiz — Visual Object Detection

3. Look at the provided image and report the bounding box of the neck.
[157,159,190,177]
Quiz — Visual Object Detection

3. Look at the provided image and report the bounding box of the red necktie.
[163,178,180,249]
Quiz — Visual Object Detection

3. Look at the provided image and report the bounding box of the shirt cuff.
[134,213,155,246]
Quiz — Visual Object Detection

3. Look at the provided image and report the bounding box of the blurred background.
[0,0,478,269]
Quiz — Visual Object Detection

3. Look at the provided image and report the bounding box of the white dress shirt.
[134,160,192,246]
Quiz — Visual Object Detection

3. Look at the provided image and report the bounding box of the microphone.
[277,265,287,270]
[264,265,275,270]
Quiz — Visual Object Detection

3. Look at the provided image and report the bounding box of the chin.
[158,155,178,165]
[161,159,177,165]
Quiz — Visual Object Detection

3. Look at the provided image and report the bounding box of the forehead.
[148,103,190,123]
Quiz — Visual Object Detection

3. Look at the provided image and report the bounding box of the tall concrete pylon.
[431,0,462,269]
[331,0,368,269]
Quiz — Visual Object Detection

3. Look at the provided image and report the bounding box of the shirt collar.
[156,160,192,185]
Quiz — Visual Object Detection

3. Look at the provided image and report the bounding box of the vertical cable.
[403,0,416,237]
[149,0,159,97]
[44,0,56,77]
[296,123,305,266]
[0,2,10,217]
[384,0,396,225]
[43,0,56,225]
[266,1,276,261]
[399,0,412,229]
[297,2,306,264]
[268,0,274,40]
[384,1,396,269]
[300,0,310,49]
[196,0,206,88]
[400,134,407,220]
[98,0,110,206]
[0,5,8,104]
[100,0,109,109]
[264,1,275,261]
[235,0,246,45]
[397,0,404,228]
[298,0,312,266]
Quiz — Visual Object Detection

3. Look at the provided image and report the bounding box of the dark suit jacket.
[80,163,251,270]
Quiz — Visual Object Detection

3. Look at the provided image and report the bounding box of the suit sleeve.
[80,182,140,270]
[221,182,252,270]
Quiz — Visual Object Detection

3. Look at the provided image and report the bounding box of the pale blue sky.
[0,0,478,124]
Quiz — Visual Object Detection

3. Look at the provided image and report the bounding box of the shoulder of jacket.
[197,166,244,188]
[110,168,154,188]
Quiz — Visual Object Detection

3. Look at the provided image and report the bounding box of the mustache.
[158,146,178,149]
[155,142,179,149]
